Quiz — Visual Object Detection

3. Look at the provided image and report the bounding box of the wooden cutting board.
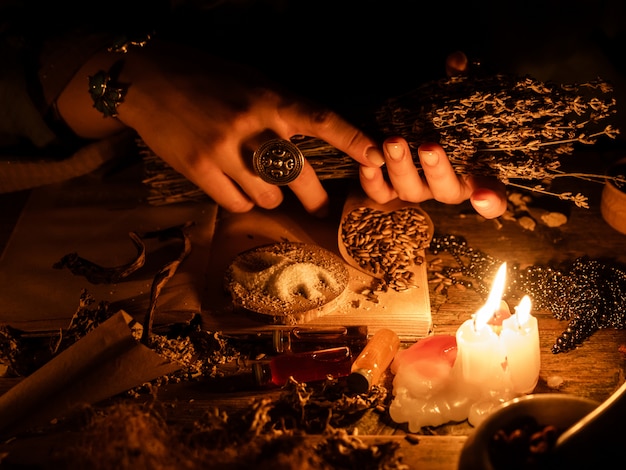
[202,189,432,341]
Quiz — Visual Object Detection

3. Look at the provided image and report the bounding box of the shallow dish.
[224,242,349,324]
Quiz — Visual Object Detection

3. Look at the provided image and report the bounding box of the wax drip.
[428,233,626,353]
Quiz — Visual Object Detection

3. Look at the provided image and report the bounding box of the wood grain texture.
[1,158,625,467]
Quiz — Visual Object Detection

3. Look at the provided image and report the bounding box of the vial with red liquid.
[253,346,353,386]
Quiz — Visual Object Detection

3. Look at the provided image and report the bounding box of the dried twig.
[141,222,193,344]
[53,232,145,284]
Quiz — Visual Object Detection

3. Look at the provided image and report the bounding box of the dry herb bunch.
[304,74,621,208]
[142,73,622,207]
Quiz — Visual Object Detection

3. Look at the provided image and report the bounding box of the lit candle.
[389,263,541,431]
[455,263,541,426]
[501,295,540,393]
[455,263,511,393]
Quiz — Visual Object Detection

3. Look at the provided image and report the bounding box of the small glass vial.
[273,325,368,353]
[348,328,400,393]
[253,346,353,387]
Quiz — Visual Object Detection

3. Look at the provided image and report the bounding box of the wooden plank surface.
[1,153,626,468]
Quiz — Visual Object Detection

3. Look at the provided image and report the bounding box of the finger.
[359,165,398,204]
[418,142,471,204]
[240,132,327,214]
[383,137,432,201]
[280,103,385,168]
[287,160,330,216]
[230,134,291,210]
[187,161,256,213]
[184,141,283,212]
[468,177,508,219]
[233,172,285,210]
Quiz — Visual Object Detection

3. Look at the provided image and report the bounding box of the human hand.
[57,43,505,218]
[359,139,508,219]
[357,51,508,219]
[56,40,384,216]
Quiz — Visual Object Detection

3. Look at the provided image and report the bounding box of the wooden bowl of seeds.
[338,191,434,291]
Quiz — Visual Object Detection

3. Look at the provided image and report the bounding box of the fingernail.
[360,165,378,180]
[365,147,385,166]
[472,198,491,209]
[420,149,439,167]
[385,142,404,161]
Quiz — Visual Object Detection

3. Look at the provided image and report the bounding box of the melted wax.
[389,335,517,432]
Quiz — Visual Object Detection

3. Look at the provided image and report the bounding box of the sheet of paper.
[0,173,217,331]
[0,311,182,435]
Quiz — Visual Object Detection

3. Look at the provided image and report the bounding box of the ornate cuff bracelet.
[88,32,152,118]
[88,59,127,118]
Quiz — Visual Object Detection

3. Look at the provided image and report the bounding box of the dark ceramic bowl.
[457,394,599,470]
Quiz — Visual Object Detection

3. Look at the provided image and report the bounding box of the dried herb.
[53,231,145,284]
[317,428,407,470]
[0,325,57,377]
[48,378,399,470]
[141,73,622,208]
[0,290,112,376]
[60,288,114,351]
[304,74,621,208]
[141,222,193,343]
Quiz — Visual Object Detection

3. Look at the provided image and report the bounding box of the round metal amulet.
[252,139,305,186]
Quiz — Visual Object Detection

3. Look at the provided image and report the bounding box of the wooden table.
[1,151,625,468]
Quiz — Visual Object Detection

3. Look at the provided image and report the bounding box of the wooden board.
[0,173,431,341]
[201,190,432,341]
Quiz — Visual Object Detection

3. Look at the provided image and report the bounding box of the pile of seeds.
[340,206,431,291]
[489,417,562,470]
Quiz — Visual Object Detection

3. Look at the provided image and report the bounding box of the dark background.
[11,0,626,140]
[165,0,626,131]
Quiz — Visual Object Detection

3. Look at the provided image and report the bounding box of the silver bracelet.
[88,32,153,117]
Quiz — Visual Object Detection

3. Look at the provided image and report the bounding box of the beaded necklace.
[428,233,626,353]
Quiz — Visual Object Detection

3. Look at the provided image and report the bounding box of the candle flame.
[515,295,532,328]
[474,262,507,331]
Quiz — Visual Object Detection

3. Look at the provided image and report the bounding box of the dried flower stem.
[142,73,620,207]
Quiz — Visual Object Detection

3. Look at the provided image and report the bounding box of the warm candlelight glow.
[389,263,541,431]
[515,295,531,328]
[389,335,473,432]
[455,263,541,425]
[501,294,540,394]
[475,262,508,331]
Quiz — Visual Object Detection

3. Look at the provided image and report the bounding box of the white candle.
[455,263,540,397]
[455,263,510,393]
[501,295,541,393]
[389,263,541,430]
